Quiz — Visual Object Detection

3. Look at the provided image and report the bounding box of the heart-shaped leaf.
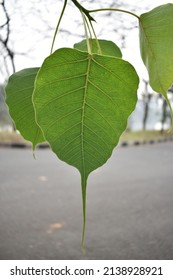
[33,48,139,246]
[5,68,45,149]
[139,4,173,117]
[74,39,122,57]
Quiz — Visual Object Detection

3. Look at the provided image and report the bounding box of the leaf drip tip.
[81,174,87,255]
[81,240,86,255]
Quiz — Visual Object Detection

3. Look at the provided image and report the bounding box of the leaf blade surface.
[33,48,139,245]
[33,48,138,176]
[5,68,45,149]
[139,4,173,115]
[74,39,122,57]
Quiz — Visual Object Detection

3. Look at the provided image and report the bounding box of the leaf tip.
[81,241,86,256]
[32,145,37,160]
[80,174,88,254]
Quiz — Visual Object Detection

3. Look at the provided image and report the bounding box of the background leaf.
[74,39,122,57]
[139,4,173,116]
[5,68,45,149]
[33,48,139,246]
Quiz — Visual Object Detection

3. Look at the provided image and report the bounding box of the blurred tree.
[142,80,153,130]
[0,84,12,127]
[0,0,15,81]
[160,86,173,133]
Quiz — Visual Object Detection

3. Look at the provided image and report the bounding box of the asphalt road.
[0,142,173,260]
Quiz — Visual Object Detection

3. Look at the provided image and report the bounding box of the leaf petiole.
[89,20,102,55]
[81,11,91,54]
[89,8,140,20]
[50,0,67,54]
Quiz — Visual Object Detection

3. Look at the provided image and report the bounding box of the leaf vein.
[36,74,87,91]
[55,135,80,156]
[81,55,91,179]
[91,57,134,91]
[83,139,107,161]
[42,57,88,71]
[88,79,118,108]
[85,102,116,133]
[83,123,110,150]
[44,108,82,134]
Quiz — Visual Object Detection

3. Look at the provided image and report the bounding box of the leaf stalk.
[89,8,140,20]
[71,0,140,21]
[81,12,91,54]
[50,0,67,54]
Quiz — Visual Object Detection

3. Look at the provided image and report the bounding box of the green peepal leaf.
[74,39,122,57]
[139,4,173,118]
[5,68,45,149]
[33,48,139,248]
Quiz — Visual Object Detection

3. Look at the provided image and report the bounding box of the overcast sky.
[24,1,173,66]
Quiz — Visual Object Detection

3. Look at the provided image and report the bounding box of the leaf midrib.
[81,54,92,179]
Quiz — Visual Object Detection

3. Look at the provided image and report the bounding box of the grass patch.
[0,131,30,145]
[120,130,173,142]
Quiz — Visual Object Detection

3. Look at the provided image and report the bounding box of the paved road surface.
[0,142,173,260]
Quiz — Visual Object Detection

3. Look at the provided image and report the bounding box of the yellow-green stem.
[81,11,91,54]
[89,8,140,20]
[50,0,67,54]
[81,175,87,255]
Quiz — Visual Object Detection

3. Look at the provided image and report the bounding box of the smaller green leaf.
[139,4,173,119]
[74,39,122,57]
[5,68,45,149]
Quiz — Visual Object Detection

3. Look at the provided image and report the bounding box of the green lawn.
[120,129,173,143]
[0,131,31,145]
